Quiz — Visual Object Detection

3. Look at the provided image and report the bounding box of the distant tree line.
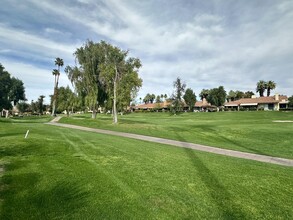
[142,93,168,104]
[137,78,283,113]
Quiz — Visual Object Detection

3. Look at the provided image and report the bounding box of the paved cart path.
[46,117,293,167]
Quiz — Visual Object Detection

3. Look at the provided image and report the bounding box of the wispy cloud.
[0,0,292,103]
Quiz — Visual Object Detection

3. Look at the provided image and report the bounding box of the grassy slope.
[60,111,293,159]
[1,117,293,219]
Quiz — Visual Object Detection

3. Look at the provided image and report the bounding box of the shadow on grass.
[0,142,42,157]
[187,124,267,156]
[184,148,248,219]
[174,133,248,219]
[1,171,89,219]
[0,132,27,138]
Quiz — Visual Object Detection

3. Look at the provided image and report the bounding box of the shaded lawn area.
[59,111,293,159]
[0,117,293,219]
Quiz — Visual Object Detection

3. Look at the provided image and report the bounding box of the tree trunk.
[92,105,97,119]
[51,87,57,116]
[113,66,118,124]
[51,75,59,117]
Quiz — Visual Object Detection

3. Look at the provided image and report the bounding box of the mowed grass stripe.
[0,117,293,219]
[47,121,293,167]
[60,111,293,159]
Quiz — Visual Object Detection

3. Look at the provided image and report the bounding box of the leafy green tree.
[256,80,266,97]
[171,77,186,114]
[183,88,196,111]
[17,101,29,114]
[244,91,254,98]
[0,64,12,109]
[9,77,26,105]
[54,86,76,116]
[235,90,244,100]
[266,80,276,97]
[227,90,236,101]
[116,67,142,113]
[30,100,37,113]
[155,95,162,103]
[37,95,45,114]
[228,90,254,101]
[0,63,26,109]
[199,89,209,100]
[99,42,142,123]
[65,41,107,119]
[206,86,227,107]
[143,93,152,104]
[288,96,293,107]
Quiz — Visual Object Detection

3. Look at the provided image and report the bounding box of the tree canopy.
[143,93,156,104]
[171,77,186,113]
[256,80,266,97]
[183,88,196,111]
[266,80,276,97]
[199,89,209,100]
[65,41,107,118]
[206,86,226,107]
[0,63,26,110]
[65,40,142,122]
[51,57,64,116]
[99,41,142,123]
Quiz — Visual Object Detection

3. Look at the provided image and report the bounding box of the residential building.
[225,94,289,111]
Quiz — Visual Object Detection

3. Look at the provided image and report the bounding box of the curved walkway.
[46,117,293,167]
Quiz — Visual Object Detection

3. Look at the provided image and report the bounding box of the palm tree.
[256,80,266,97]
[55,57,64,88]
[199,89,209,100]
[51,69,60,116]
[164,94,167,100]
[51,57,64,116]
[266,80,276,97]
[38,95,45,114]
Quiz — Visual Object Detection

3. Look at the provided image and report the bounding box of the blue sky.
[1,0,292,104]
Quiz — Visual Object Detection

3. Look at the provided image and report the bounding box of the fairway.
[60,111,293,159]
[1,116,293,219]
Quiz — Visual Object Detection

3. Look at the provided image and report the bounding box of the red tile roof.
[225,95,288,106]
[134,101,171,109]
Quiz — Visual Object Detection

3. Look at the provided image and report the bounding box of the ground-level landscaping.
[0,116,293,219]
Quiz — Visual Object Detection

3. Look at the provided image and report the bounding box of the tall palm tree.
[51,57,64,116]
[51,69,60,116]
[266,80,276,97]
[199,89,209,100]
[55,57,64,88]
[256,80,266,97]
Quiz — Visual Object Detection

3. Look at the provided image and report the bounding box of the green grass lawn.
[1,116,293,219]
[60,111,293,159]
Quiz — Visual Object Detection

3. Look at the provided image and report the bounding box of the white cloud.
[1,0,292,104]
